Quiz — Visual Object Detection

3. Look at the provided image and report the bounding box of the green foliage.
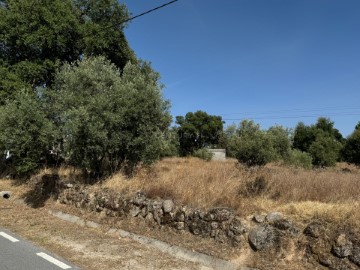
[176,111,223,156]
[267,125,292,160]
[0,90,55,175]
[308,132,342,167]
[160,128,180,158]
[293,118,344,167]
[225,121,292,166]
[342,122,360,165]
[77,0,136,70]
[293,122,317,152]
[192,149,214,161]
[285,149,313,169]
[0,0,135,99]
[49,56,170,177]
[228,120,276,166]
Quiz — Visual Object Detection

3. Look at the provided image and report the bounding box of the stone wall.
[56,182,360,269]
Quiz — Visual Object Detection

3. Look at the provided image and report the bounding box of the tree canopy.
[175,111,223,156]
[293,117,344,167]
[342,122,360,165]
[49,56,171,177]
[0,0,135,101]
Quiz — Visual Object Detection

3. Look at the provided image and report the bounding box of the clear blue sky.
[122,0,360,137]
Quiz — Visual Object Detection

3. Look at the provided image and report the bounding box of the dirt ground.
[0,181,224,270]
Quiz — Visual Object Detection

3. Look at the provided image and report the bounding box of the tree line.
[169,111,360,168]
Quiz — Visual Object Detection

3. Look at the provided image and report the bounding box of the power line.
[220,105,360,117]
[223,112,360,121]
[83,0,179,38]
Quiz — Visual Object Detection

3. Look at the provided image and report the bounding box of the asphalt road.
[0,227,80,270]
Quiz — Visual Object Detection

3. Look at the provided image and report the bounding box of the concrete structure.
[0,191,12,199]
[208,149,226,161]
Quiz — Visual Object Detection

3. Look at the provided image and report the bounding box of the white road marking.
[0,231,20,242]
[36,252,72,269]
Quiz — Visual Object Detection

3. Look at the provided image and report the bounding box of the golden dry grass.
[98,157,360,226]
[3,157,358,227]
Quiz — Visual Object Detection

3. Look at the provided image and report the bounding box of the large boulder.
[248,224,277,251]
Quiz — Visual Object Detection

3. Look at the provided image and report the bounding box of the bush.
[0,90,55,175]
[293,118,344,167]
[230,120,277,166]
[308,133,342,167]
[160,128,180,158]
[285,149,313,169]
[342,124,360,165]
[267,125,292,160]
[192,149,214,161]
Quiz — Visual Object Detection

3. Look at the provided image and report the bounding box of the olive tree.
[0,90,55,175]
[49,56,171,177]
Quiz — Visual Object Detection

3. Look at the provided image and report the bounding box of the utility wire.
[83,0,179,38]
[223,112,360,121]
[220,105,360,117]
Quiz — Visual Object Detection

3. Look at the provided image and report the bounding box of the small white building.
[208,149,226,161]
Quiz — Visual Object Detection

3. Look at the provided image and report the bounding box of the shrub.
[267,125,292,160]
[0,90,55,175]
[160,128,180,158]
[192,149,214,161]
[285,149,313,169]
[342,123,360,165]
[308,133,342,167]
[231,120,276,166]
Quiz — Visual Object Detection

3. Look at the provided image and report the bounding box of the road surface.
[0,227,80,270]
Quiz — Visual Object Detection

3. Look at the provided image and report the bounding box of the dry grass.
[4,157,358,226]
[98,157,360,226]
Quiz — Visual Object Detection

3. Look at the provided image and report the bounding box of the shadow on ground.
[23,174,60,208]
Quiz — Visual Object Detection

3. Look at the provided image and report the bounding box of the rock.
[153,209,163,224]
[162,200,174,213]
[265,212,283,223]
[174,211,185,222]
[161,213,173,225]
[273,219,292,231]
[133,192,146,206]
[152,200,163,210]
[129,206,141,217]
[332,234,353,258]
[318,255,333,267]
[145,212,154,221]
[253,215,265,223]
[175,222,185,230]
[349,245,360,266]
[229,218,246,235]
[248,225,276,251]
[206,207,234,222]
[188,218,211,236]
[232,235,242,247]
[304,221,322,238]
[289,226,300,236]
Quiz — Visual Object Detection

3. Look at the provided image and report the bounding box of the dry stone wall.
[55,180,360,270]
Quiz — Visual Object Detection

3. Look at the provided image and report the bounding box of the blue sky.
[122,0,360,136]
